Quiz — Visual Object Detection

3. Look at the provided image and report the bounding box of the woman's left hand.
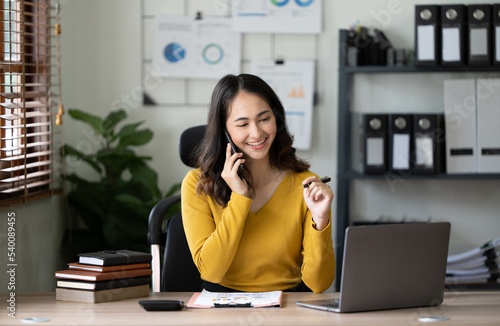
[302,176,334,231]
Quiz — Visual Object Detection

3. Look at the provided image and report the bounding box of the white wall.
[2,0,499,292]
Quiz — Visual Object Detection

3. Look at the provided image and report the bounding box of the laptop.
[296,222,450,313]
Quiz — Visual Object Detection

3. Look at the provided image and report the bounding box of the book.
[54,268,152,282]
[56,284,150,303]
[68,262,150,272]
[56,276,151,291]
[187,290,283,308]
[78,249,152,266]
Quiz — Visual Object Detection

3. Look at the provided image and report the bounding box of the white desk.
[9,290,500,325]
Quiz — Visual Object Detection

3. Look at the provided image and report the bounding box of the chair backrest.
[161,212,203,291]
[148,125,206,292]
[179,125,206,167]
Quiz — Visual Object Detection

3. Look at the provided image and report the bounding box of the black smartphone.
[138,300,184,311]
[224,129,238,155]
[224,129,244,174]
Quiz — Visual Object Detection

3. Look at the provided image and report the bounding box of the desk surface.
[7,291,500,325]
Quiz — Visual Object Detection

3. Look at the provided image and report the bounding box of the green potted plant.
[62,108,179,258]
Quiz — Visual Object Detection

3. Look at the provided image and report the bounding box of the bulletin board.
[140,0,321,149]
[140,0,320,107]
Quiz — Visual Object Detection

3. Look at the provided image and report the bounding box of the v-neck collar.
[249,172,289,214]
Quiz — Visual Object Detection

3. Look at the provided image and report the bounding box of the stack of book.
[446,238,500,286]
[55,249,153,303]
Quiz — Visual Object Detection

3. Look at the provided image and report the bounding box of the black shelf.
[341,65,500,74]
[341,171,500,180]
[334,29,500,292]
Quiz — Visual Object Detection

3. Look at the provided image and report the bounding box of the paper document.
[187,289,283,308]
[152,15,241,79]
[252,59,315,150]
[232,0,322,34]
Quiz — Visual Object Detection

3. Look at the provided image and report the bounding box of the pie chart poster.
[153,16,241,79]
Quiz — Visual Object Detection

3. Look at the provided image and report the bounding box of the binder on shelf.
[351,113,388,174]
[444,79,477,174]
[494,4,500,66]
[467,4,493,66]
[412,114,445,174]
[415,5,441,66]
[388,114,413,174]
[476,78,500,173]
[441,5,467,66]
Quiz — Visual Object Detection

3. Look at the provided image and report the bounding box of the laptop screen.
[338,222,451,312]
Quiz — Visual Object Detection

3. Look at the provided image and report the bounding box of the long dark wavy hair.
[195,74,310,206]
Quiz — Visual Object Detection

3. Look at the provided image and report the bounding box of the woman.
[181,74,335,293]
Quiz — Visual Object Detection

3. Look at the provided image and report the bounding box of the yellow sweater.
[181,169,335,293]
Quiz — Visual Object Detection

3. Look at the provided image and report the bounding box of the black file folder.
[389,114,413,174]
[412,114,445,174]
[467,4,492,66]
[494,4,500,66]
[441,5,467,66]
[351,113,388,174]
[415,5,441,66]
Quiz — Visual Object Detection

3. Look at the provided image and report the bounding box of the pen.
[214,302,252,308]
[300,176,331,188]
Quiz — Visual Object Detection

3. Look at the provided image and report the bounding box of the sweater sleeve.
[301,210,336,293]
[181,170,253,283]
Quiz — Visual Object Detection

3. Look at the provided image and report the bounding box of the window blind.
[0,0,63,206]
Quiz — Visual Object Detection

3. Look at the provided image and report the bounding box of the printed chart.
[152,16,241,79]
[252,59,315,150]
[232,0,321,34]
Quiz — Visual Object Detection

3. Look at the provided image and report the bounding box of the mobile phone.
[138,300,184,311]
[224,129,244,174]
[224,129,238,155]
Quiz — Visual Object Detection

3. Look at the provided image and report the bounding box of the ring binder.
[441,5,467,66]
[494,4,500,66]
[389,114,412,174]
[412,114,445,174]
[351,113,388,174]
[467,4,493,66]
[415,5,441,66]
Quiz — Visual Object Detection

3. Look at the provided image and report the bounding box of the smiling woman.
[180,74,335,294]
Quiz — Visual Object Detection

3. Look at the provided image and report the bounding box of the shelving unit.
[335,29,500,290]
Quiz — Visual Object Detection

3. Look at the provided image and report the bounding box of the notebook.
[296,222,450,313]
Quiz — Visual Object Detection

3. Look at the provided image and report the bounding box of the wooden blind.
[0,0,63,206]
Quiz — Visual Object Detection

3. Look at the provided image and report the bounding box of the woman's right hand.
[221,143,248,197]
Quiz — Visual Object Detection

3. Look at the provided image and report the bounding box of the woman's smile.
[246,137,267,149]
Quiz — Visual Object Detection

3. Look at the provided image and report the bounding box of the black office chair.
[147,125,206,292]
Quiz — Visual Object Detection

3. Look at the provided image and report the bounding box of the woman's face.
[225,91,277,163]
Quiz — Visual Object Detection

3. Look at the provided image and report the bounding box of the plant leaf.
[103,109,127,137]
[95,149,141,179]
[117,121,144,137]
[64,172,89,186]
[118,129,153,148]
[129,162,160,198]
[63,144,102,174]
[67,183,108,230]
[68,109,105,136]
[114,193,151,217]
[111,121,143,144]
